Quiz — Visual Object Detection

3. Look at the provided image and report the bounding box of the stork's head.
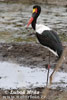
[27,5,41,29]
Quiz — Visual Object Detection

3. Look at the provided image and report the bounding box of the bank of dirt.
[0,42,67,71]
[0,42,67,100]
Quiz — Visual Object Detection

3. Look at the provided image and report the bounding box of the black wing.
[36,30,63,57]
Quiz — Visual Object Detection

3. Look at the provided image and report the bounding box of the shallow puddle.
[0,61,67,89]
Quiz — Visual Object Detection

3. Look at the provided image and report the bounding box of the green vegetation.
[13,36,37,42]
[59,33,67,42]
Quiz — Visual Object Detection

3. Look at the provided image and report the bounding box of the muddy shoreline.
[0,87,67,100]
[0,42,67,71]
[0,42,67,100]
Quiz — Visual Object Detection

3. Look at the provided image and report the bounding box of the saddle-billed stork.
[27,5,63,85]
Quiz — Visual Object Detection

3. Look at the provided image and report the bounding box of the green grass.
[13,37,37,42]
[59,33,67,42]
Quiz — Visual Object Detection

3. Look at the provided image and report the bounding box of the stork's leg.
[46,51,51,86]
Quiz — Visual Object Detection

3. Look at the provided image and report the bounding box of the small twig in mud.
[40,47,67,100]
[50,47,67,84]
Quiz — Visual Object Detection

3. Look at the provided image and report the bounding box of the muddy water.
[0,61,67,89]
[0,3,67,43]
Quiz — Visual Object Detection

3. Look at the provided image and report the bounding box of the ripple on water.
[0,3,67,43]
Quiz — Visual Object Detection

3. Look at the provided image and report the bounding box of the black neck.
[31,19,36,30]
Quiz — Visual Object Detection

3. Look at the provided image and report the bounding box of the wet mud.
[0,42,67,71]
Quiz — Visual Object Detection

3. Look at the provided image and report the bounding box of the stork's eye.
[32,8,38,13]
